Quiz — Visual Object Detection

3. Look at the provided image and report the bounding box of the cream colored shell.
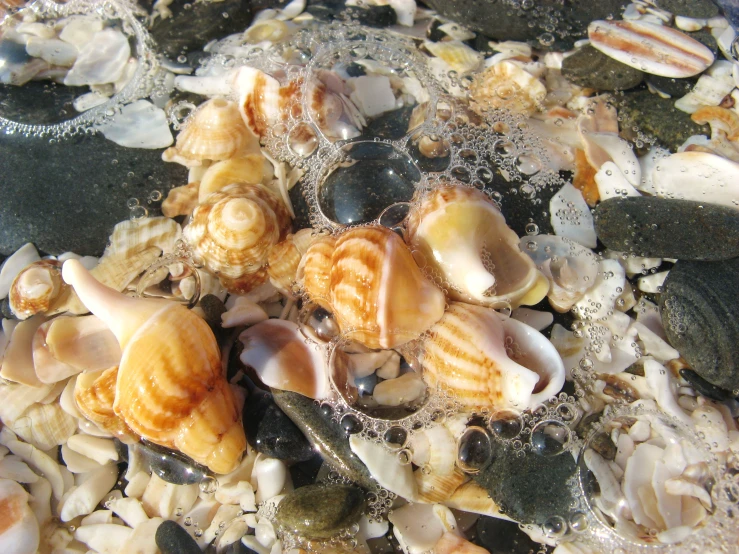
[9,260,65,320]
[469,61,546,116]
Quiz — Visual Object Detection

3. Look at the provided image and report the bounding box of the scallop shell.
[198,154,269,203]
[75,367,135,441]
[588,20,714,78]
[424,40,482,74]
[469,60,547,116]
[8,259,65,320]
[183,183,292,281]
[267,229,316,296]
[420,302,565,412]
[162,182,200,218]
[62,259,246,474]
[302,226,446,349]
[406,184,548,309]
[163,98,256,165]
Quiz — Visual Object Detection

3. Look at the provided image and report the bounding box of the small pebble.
[561,44,644,91]
[475,516,541,554]
[275,484,365,539]
[155,520,201,554]
[138,440,209,485]
[199,294,227,328]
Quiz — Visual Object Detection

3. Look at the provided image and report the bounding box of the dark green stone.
[659,258,739,391]
[562,45,643,91]
[275,484,365,539]
[618,89,709,152]
[593,197,739,261]
[654,0,718,18]
[471,440,578,525]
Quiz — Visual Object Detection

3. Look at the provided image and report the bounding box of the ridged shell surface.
[184,183,291,280]
[75,367,135,440]
[588,20,714,78]
[9,260,64,320]
[469,61,546,116]
[298,234,336,310]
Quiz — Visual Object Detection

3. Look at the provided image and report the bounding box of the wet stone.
[243,386,314,464]
[618,89,709,152]
[290,452,324,489]
[679,369,735,402]
[646,74,697,98]
[155,520,202,554]
[589,432,617,461]
[345,4,397,27]
[659,258,739,391]
[593,197,739,261]
[471,440,578,526]
[275,484,365,539]
[199,294,227,328]
[138,440,210,485]
[654,0,719,18]
[475,516,541,554]
[561,45,644,91]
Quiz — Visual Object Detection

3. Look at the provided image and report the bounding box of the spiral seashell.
[62,259,246,474]
[297,234,336,311]
[406,184,548,309]
[183,183,292,284]
[301,226,446,349]
[267,229,317,297]
[9,260,65,320]
[219,266,269,295]
[420,302,565,412]
[75,367,136,441]
[162,182,200,218]
[163,98,257,165]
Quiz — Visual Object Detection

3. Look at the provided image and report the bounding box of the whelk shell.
[420,302,565,412]
[588,20,714,78]
[301,225,446,349]
[62,259,246,474]
[8,260,64,320]
[406,184,548,309]
[183,183,292,282]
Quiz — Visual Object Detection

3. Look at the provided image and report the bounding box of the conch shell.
[183,183,292,290]
[406,184,548,309]
[420,302,565,412]
[300,226,446,349]
[62,259,246,474]
[9,260,65,319]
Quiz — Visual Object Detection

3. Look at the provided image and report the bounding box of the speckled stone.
[593,197,739,261]
[155,520,201,554]
[199,294,227,328]
[562,45,644,91]
[275,484,365,539]
[679,369,735,402]
[654,0,718,18]
[659,258,739,390]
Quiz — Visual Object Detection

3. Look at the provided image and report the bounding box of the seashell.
[572,149,600,207]
[234,66,290,139]
[372,371,426,406]
[183,183,292,282]
[239,319,330,399]
[415,424,467,503]
[8,259,64,319]
[162,98,257,165]
[60,462,119,522]
[0,315,47,387]
[244,19,290,44]
[8,401,77,451]
[594,161,642,201]
[62,259,246,474]
[406,184,548,309]
[387,502,453,553]
[651,151,739,210]
[75,523,133,553]
[0,478,40,554]
[302,226,446,349]
[349,434,417,500]
[0,380,56,425]
[218,266,270,295]
[438,22,476,41]
[579,129,641,188]
[691,105,739,140]
[424,40,482,74]
[198,154,270,203]
[420,302,565,412]
[550,183,597,248]
[297,234,336,311]
[221,297,268,328]
[267,229,316,296]
[434,532,490,554]
[469,60,547,115]
[673,62,735,114]
[75,367,136,441]
[162,181,200,218]
[588,20,714,78]
[104,217,180,259]
[0,243,41,300]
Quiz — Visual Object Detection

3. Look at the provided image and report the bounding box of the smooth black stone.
[272,389,375,489]
[561,45,643,91]
[289,179,314,231]
[275,484,365,539]
[244,386,314,463]
[593,197,739,261]
[290,452,324,488]
[472,440,578,525]
[590,432,617,461]
[346,4,397,27]
[618,89,709,152]
[423,0,628,50]
[199,294,227,328]
[680,369,735,402]
[155,520,202,554]
[138,440,210,485]
[305,0,346,21]
[659,258,739,390]
[715,0,739,29]
[654,0,719,17]
[475,516,541,554]
[646,74,697,98]
[147,0,253,58]
[0,131,187,257]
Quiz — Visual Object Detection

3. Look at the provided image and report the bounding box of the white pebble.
[254,456,287,503]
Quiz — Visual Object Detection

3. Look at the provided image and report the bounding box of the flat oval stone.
[138,440,210,485]
[594,197,739,261]
[562,45,643,91]
[155,520,201,554]
[659,258,739,390]
[275,484,365,539]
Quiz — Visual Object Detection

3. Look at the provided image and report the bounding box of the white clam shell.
[349,434,418,500]
[595,161,642,201]
[549,183,597,248]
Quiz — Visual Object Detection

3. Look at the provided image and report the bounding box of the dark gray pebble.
[199,294,227,328]
[654,0,718,18]
[275,484,365,539]
[138,440,210,485]
[562,45,643,91]
[475,516,541,554]
[679,369,735,402]
[593,197,739,261]
[659,258,739,391]
[155,520,202,554]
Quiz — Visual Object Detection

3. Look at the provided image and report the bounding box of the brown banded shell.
[267,229,316,297]
[301,226,446,349]
[62,260,246,474]
[9,260,65,320]
[235,67,295,138]
[183,183,292,281]
[406,184,548,309]
[162,182,200,218]
[296,234,336,310]
[219,266,269,295]
[75,367,136,441]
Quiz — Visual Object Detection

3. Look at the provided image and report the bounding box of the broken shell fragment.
[75,367,136,441]
[198,154,269,203]
[267,229,316,297]
[0,478,40,554]
[8,260,65,320]
[470,61,547,115]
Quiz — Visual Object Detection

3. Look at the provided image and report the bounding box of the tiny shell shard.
[0,478,40,554]
[588,20,714,78]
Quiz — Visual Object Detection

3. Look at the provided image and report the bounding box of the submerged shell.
[406,185,548,309]
[424,40,482,74]
[470,61,546,115]
[267,229,316,296]
[184,183,292,280]
[198,154,269,203]
[9,260,65,319]
[588,20,714,78]
[104,217,181,259]
[297,234,336,311]
[62,260,246,474]
[302,226,446,349]
[235,67,290,138]
[0,478,40,554]
[9,401,77,451]
[421,302,565,411]
[75,367,135,441]
[162,182,200,218]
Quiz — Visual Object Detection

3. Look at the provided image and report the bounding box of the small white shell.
[349,434,417,500]
[104,217,181,259]
[550,183,598,248]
